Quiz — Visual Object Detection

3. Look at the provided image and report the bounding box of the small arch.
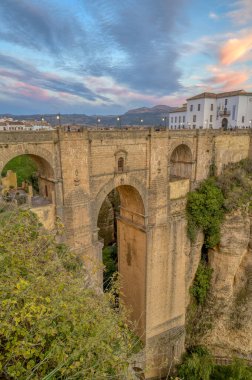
[170,144,193,180]
[118,157,124,172]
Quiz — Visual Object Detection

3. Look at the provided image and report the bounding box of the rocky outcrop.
[191,209,252,358]
[97,189,120,246]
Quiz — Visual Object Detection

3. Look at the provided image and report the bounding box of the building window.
[179,116,181,123]
[190,104,193,112]
[171,117,173,123]
[198,104,200,111]
[193,115,196,122]
[175,116,177,123]
[193,125,196,129]
[183,116,185,122]
[232,105,236,120]
[209,124,212,128]
[225,99,228,106]
[118,157,124,172]
[210,115,213,122]
[211,103,213,111]
[242,116,245,123]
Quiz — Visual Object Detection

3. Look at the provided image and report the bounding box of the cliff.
[187,208,252,359]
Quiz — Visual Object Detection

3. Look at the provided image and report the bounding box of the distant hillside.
[0,105,176,127]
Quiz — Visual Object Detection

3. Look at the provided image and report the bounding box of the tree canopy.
[0,210,138,379]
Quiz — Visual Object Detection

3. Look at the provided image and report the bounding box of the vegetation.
[0,210,138,379]
[177,347,252,380]
[190,260,213,305]
[187,178,225,248]
[2,155,38,188]
[187,159,252,248]
[102,244,118,289]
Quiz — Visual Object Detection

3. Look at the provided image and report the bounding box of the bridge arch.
[169,143,193,180]
[0,145,55,174]
[96,179,147,339]
[1,151,55,203]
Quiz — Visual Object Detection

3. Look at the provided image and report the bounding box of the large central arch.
[97,183,147,339]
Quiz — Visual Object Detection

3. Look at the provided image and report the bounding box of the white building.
[169,90,252,129]
[169,104,187,129]
[0,118,53,131]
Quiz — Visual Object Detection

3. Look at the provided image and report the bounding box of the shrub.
[187,178,225,247]
[0,210,137,380]
[178,346,214,380]
[190,261,213,305]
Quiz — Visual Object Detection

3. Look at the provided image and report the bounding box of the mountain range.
[1,105,176,127]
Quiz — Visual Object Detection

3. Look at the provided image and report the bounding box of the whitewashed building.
[169,90,252,129]
[0,118,53,131]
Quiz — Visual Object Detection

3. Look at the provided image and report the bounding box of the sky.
[0,0,252,115]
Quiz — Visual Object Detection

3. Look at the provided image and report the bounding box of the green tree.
[0,210,138,379]
[187,178,225,247]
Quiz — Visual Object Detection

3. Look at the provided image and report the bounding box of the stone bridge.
[1,127,251,379]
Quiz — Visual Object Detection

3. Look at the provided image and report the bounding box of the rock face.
[196,209,252,358]
[97,189,120,246]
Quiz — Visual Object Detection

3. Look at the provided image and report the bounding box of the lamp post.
[204,120,208,129]
[162,116,167,127]
[140,118,144,125]
[187,122,191,129]
[117,116,121,127]
[56,113,61,127]
[249,120,252,129]
[96,117,101,127]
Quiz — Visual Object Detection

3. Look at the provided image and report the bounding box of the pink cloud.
[204,66,249,91]
[220,34,252,65]
[15,82,51,101]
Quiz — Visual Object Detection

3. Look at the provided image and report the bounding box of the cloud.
[220,32,252,65]
[0,0,186,98]
[203,66,250,91]
[227,0,252,25]
[209,12,219,20]
[0,54,109,103]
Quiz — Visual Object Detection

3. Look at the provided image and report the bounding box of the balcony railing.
[219,108,231,117]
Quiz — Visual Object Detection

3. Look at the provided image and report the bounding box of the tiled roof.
[170,106,187,113]
[187,89,252,101]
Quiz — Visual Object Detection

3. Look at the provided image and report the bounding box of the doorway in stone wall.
[222,118,228,130]
[97,184,147,339]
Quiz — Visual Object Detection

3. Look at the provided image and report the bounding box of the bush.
[177,347,252,380]
[187,178,225,247]
[0,210,138,379]
[190,261,213,305]
[178,346,214,380]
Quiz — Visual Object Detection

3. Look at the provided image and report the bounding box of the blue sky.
[0,0,251,115]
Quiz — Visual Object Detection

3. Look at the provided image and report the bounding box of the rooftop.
[187,89,252,101]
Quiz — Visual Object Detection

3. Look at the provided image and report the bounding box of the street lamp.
[204,120,208,129]
[187,122,191,129]
[162,116,167,127]
[56,113,61,126]
[41,116,45,123]
[249,120,252,128]
[140,118,144,125]
[117,116,121,127]
[96,117,101,127]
